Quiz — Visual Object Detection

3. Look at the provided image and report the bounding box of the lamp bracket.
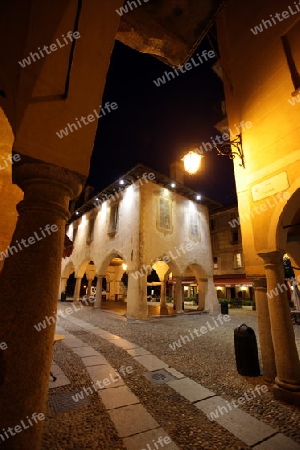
[213,134,245,168]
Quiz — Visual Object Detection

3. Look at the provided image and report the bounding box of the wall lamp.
[182,134,245,175]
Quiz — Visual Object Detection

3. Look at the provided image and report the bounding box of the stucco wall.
[217,0,300,275]
[64,182,141,276]
[140,182,214,278]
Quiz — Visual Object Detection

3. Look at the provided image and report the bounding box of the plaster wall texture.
[64,183,141,276]
[217,0,300,275]
[0,0,123,175]
[140,182,214,278]
[62,178,219,312]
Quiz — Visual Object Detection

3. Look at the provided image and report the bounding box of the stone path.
[49,315,300,450]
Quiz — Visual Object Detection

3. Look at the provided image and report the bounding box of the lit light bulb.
[182,151,202,175]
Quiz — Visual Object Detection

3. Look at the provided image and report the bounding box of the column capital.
[12,159,83,221]
[173,276,183,281]
[248,277,267,290]
[258,250,285,267]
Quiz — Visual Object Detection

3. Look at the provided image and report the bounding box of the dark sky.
[86,33,237,205]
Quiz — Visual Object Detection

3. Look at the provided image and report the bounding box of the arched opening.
[0,107,23,272]
[96,251,128,313]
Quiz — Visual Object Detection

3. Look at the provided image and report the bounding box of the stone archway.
[0,107,23,272]
[258,185,300,406]
[185,262,219,313]
[60,260,75,300]
[95,250,128,310]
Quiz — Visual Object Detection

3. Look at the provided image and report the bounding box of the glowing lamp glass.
[182,151,202,175]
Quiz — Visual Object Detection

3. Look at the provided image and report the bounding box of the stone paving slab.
[134,354,169,371]
[55,326,66,334]
[93,330,120,339]
[50,363,64,375]
[167,377,215,403]
[252,433,300,450]
[49,363,71,389]
[108,338,139,350]
[63,337,89,348]
[49,374,71,389]
[108,403,159,438]
[195,396,276,447]
[165,367,186,379]
[78,323,99,331]
[126,346,151,356]
[123,427,180,450]
[71,346,100,358]
[98,385,140,410]
[86,365,125,389]
[81,354,109,367]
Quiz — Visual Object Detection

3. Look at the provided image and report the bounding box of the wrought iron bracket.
[213,134,245,168]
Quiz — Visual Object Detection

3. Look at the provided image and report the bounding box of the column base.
[273,384,300,407]
[262,374,276,384]
[160,305,169,315]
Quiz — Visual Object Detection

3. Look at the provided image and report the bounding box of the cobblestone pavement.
[42,304,300,450]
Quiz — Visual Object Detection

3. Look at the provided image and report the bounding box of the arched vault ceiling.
[116,0,226,66]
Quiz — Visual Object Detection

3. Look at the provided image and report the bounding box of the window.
[86,218,95,244]
[189,210,200,240]
[108,203,119,235]
[231,230,239,244]
[282,20,300,92]
[160,198,171,229]
[234,253,243,269]
[213,256,218,269]
[72,226,78,243]
[157,196,172,232]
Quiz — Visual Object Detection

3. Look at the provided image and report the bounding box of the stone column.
[174,276,184,314]
[0,161,81,449]
[259,251,300,405]
[60,277,68,294]
[73,277,82,305]
[58,276,68,301]
[86,278,92,298]
[250,277,276,383]
[160,280,168,315]
[94,275,104,309]
[197,278,207,311]
[206,277,220,313]
[126,270,148,320]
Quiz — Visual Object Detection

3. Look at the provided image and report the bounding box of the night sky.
[86,33,237,206]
